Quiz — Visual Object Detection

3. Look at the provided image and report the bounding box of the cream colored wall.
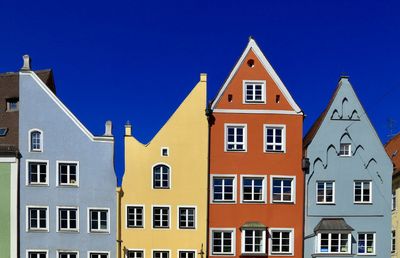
[120,74,208,258]
[393,176,400,257]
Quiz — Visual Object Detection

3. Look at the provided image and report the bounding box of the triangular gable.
[211,37,302,113]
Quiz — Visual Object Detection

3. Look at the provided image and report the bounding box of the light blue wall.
[304,78,393,257]
[19,71,116,257]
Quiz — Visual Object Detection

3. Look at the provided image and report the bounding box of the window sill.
[353,202,373,205]
[316,203,336,205]
[58,185,79,188]
[89,230,110,234]
[271,201,295,204]
[27,229,49,233]
[264,151,285,154]
[240,253,267,257]
[241,201,266,204]
[58,230,79,233]
[312,254,353,257]
[27,184,49,187]
[211,253,235,256]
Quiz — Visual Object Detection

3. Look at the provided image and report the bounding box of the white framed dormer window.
[243,80,266,104]
[210,228,235,256]
[357,232,376,255]
[339,143,351,157]
[27,250,48,258]
[126,205,144,228]
[241,176,266,203]
[354,181,372,204]
[127,250,144,258]
[225,124,247,152]
[178,250,196,258]
[57,161,79,187]
[264,125,286,152]
[88,208,109,233]
[271,176,295,203]
[58,251,78,258]
[89,252,109,258]
[57,207,79,232]
[26,206,49,232]
[317,232,351,254]
[316,181,335,204]
[29,129,43,152]
[211,175,237,203]
[269,228,294,255]
[153,250,169,258]
[178,206,196,229]
[152,164,170,189]
[242,228,266,254]
[152,206,170,229]
[26,160,49,186]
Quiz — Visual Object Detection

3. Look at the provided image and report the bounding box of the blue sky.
[1,1,399,184]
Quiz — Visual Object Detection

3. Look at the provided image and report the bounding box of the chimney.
[20,54,31,71]
[104,120,113,136]
[200,73,207,82]
[125,121,132,136]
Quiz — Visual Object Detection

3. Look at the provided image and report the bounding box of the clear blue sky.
[1,1,399,185]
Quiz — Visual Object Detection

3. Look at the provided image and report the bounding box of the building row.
[0,38,397,258]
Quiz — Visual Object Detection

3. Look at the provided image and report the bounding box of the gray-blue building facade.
[18,57,117,258]
[303,76,392,257]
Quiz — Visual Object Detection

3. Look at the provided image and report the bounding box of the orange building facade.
[208,38,304,258]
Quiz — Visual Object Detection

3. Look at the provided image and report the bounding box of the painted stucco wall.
[19,71,117,257]
[392,175,400,257]
[0,162,11,257]
[304,78,393,257]
[120,75,208,258]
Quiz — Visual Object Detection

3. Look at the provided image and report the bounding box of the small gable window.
[6,98,19,112]
[153,164,170,189]
[339,143,351,157]
[30,130,43,152]
[243,81,266,104]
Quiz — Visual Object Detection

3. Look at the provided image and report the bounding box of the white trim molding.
[176,205,197,230]
[151,249,171,258]
[242,80,266,104]
[270,175,296,204]
[214,109,302,115]
[209,227,236,256]
[125,204,145,229]
[87,251,111,258]
[240,175,267,203]
[125,249,145,258]
[56,206,80,232]
[210,174,238,204]
[151,205,171,230]
[177,249,197,258]
[151,163,172,189]
[56,160,80,187]
[25,205,49,232]
[87,207,111,234]
[28,128,43,152]
[56,250,80,258]
[26,249,49,258]
[263,124,286,153]
[224,123,247,152]
[268,228,294,256]
[25,159,49,186]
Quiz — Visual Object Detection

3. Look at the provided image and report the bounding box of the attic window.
[161,147,169,157]
[6,98,19,112]
[0,128,8,136]
[276,95,280,103]
[247,59,255,68]
[228,94,233,102]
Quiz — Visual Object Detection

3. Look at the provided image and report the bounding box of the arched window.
[153,164,170,189]
[30,130,42,152]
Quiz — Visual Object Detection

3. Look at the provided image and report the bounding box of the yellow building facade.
[118,74,208,258]
[393,175,400,258]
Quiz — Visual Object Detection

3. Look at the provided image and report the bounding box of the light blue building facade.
[303,77,392,257]
[19,58,117,258]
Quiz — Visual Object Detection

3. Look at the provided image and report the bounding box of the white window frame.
[242,80,266,104]
[339,143,352,157]
[270,176,296,203]
[29,129,43,152]
[126,204,145,229]
[57,206,79,232]
[26,250,49,258]
[26,205,49,232]
[57,250,79,258]
[241,228,266,254]
[354,181,372,204]
[152,250,170,258]
[56,161,79,187]
[126,249,145,258]
[210,228,236,256]
[210,174,237,203]
[240,175,267,203]
[151,163,171,189]
[357,232,376,255]
[177,206,197,229]
[87,208,110,233]
[26,160,49,186]
[152,205,170,229]
[161,147,169,157]
[177,250,196,258]
[268,228,294,255]
[87,251,110,258]
[316,181,335,204]
[316,232,351,254]
[224,124,247,152]
[263,124,286,153]
[393,191,397,211]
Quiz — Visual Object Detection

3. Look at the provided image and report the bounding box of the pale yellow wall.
[393,175,400,257]
[119,74,208,258]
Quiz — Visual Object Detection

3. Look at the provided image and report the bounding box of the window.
[354,181,372,203]
[179,251,195,258]
[264,125,285,152]
[27,206,48,231]
[393,192,397,211]
[127,251,144,258]
[58,207,78,231]
[316,181,335,204]
[6,98,18,112]
[0,127,8,136]
[127,206,144,228]
[58,162,78,186]
[271,177,295,203]
[161,147,169,157]
[27,161,48,185]
[211,229,235,255]
[58,252,78,258]
[242,229,266,254]
[178,207,195,229]
[28,251,47,258]
[243,81,265,103]
[339,143,351,156]
[153,206,169,228]
[153,251,169,258]
[225,125,246,151]
[358,233,375,255]
[317,233,351,254]
[269,229,293,255]
[89,253,108,258]
[241,176,265,203]
[30,130,42,152]
[212,176,236,202]
[89,209,109,232]
[393,230,396,253]
[153,165,170,189]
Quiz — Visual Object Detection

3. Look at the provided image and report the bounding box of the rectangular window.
[270,229,293,255]
[153,207,169,228]
[339,143,351,156]
[354,181,372,203]
[316,181,335,204]
[179,207,195,229]
[0,127,8,136]
[393,192,397,211]
[179,251,195,258]
[59,252,78,258]
[127,206,144,228]
[89,209,109,232]
[28,207,48,231]
[243,81,265,103]
[153,251,169,258]
[358,233,375,255]
[392,230,396,253]
[89,253,109,258]
[318,233,350,253]
[28,161,48,185]
[58,162,78,186]
[212,176,235,202]
[211,229,234,255]
[272,177,295,203]
[28,252,47,258]
[6,98,19,112]
[243,229,266,254]
[58,208,78,231]
[225,125,246,151]
[264,126,285,152]
[242,177,265,202]
[127,250,144,258]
